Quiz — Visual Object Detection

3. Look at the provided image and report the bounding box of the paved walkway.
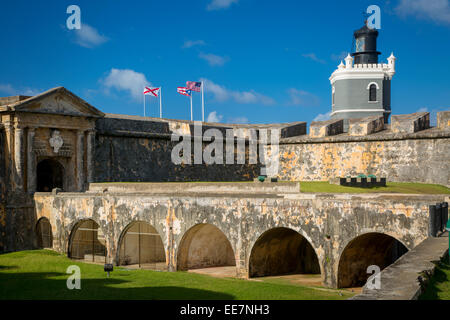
[351,235,449,300]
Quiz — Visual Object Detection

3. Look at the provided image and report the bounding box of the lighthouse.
[329,21,396,131]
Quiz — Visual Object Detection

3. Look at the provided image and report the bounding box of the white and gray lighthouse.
[329,23,396,131]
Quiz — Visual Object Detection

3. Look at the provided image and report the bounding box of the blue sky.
[0,0,449,124]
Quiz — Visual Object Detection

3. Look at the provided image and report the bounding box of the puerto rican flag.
[177,87,191,97]
[186,81,202,92]
[143,87,160,97]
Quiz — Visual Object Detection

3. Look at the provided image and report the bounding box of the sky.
[0,0,449,125]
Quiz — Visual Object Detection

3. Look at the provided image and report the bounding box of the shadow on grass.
[419,256,450,300]
[0,270,235,300]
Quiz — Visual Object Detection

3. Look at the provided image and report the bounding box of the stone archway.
[68,219,106,263]
[177,223,235,271]
[36,217,53,249]
[337,232,408,288]
[36,159,64,192]
[249,227,320,278]
[117,221,166,270]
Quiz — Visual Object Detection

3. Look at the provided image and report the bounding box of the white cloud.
[201,78,275,106]
[395,0,450,25]
[183,40,206,48]
[331,51,348,62]
[302,53,326,64]
[207,0,238,11]
[287,88,320,107]
[207,111,223,123]
[199,53,228,66]
[74,23,108,48]
[416,107,428,113]
[227,116,249,124]
[102,68,150,100]
[313,112,331,122]
[0,84,40,96]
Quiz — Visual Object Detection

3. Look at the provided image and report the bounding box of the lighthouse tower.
[329,22,396,131]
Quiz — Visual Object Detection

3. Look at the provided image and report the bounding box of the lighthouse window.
[369,84,377,102]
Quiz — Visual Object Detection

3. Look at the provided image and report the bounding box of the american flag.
[186,81,202,92]
[143,87,160,97]
[177,87,191,97]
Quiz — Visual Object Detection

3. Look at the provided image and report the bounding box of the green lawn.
[420,255,450,300]
[0,250,352,300]
[300,181,450,194]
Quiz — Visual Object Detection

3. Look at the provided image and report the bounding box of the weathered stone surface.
[437,111,450,130]
[32,190,446,288]
[391,112,430,133]
[278,133,450,187]
[309,119,344,138]
[348,116,384,136]
[88,181,300,194]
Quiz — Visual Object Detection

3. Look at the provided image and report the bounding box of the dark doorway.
[36,217,53,248]
[37,159,64,192]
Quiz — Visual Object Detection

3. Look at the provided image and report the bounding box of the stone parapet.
[348,116,384,136]
[437,111,450,130]
[309,119,344,138]
[391,112,430,134]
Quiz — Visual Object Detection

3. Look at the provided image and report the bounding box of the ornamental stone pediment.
[2,87,104,118]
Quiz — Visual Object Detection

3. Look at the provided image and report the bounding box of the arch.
[367,83,378,102]
[177,223,235,271]
[117,221,166,270]
[337,232,408,288]
[68,219,107,263]
[366,82,380,90]
[36,217,53,249]
[249,227,320,278]
[36,159,64,192]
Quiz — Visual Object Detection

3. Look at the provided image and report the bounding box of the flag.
[186,81,202,92]
[143,87,160,97]
[177,87,191,96]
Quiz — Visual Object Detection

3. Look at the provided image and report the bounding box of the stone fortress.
[0,22,449,289]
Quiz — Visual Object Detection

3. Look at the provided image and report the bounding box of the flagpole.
[143,91,146,117]
[201,81,205,122]
[190,93,193,121]
[159,87,162,118]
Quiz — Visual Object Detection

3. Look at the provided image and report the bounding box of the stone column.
[76,130,85,191]
[86,130,95,185]
[27,127,36,193]
[3,123,14,191]
[14,125,25,191]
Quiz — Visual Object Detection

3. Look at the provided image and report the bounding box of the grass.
[0,250,353,300]
[299,181,450,194]
[420,255,450,300]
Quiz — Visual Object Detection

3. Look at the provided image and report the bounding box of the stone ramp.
[350,236,448,300]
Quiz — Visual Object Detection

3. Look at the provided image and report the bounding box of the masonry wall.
[278,133,450,187]
[93,117,261,183]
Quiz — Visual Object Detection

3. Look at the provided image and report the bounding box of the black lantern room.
[351,22,381,64]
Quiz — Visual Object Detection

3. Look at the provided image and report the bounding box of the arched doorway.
[177,224,235,271]
[36,217,53,249]
[37,159,64,192]
[337,232,408,288]
[69,219,107,263]
[249,227,320,277]
[118,221,166,270]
